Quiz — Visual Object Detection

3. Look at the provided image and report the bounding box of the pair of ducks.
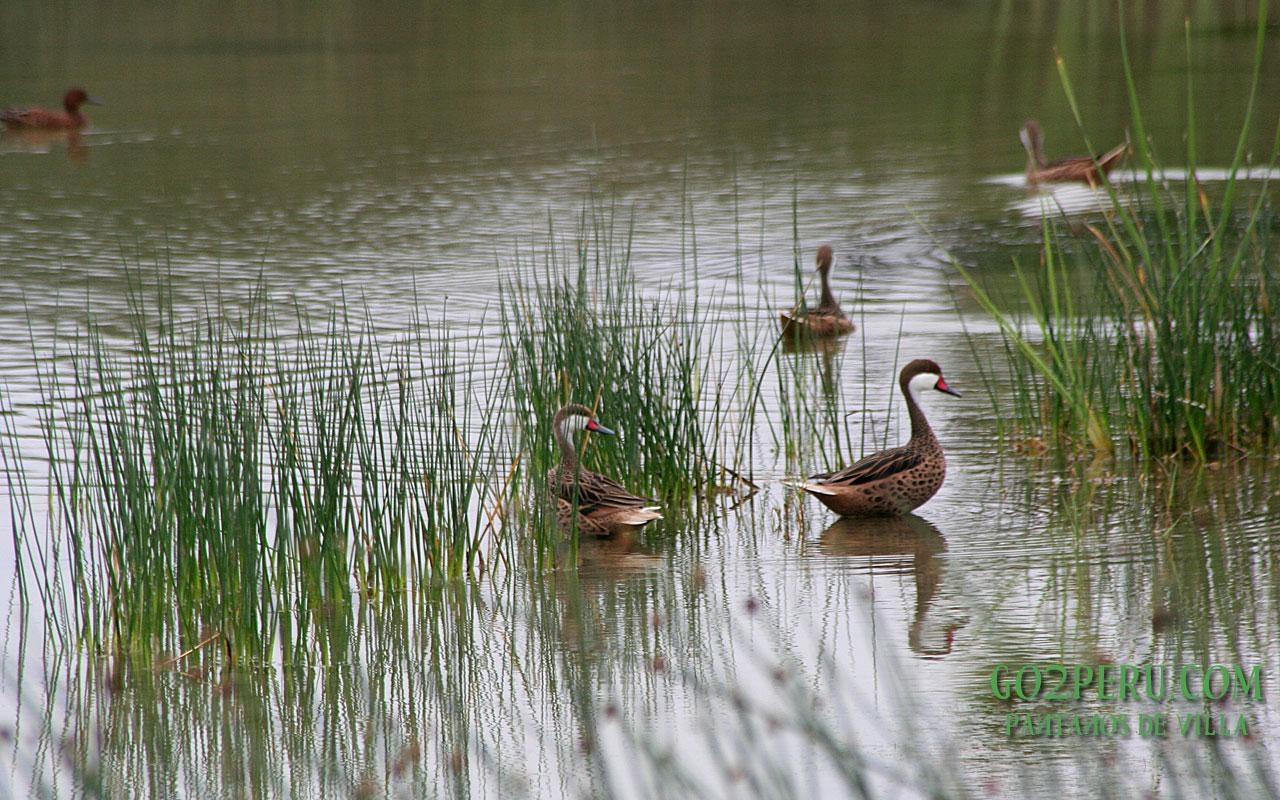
[551,359,960,536]
[2,88,101,130]
[2,92,1123,187]
[777,121,1125,338]
[556,224,985,535]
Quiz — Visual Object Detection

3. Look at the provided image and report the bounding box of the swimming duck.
[548,404,662,537]
[2,88,101,130]
[797,359,960,516]
[1020,119,1126,186]
[779,245,855,340]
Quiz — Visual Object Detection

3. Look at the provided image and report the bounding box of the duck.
[1020,119,1127,186]
[779,245,855,340]
[548,404,662,537]
[796,359,960,516]
[2,88,101,130]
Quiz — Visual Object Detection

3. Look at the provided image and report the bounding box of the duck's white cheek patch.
[907,372,942,399]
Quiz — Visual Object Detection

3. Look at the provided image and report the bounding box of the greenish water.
[3,2,1280,797]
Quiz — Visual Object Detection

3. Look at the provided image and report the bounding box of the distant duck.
[548,404,662,537]
[2,88,101,130]
[796,359,960,516]
[779,245,855,340]
[1020,119,1127,186]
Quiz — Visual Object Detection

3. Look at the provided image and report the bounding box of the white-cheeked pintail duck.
[1020,119,1127,187]
[548,404,662,537]
[2,88,102,130]
[779,245,855,340]
[797,359,960,516]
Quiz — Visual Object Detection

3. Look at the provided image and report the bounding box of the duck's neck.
[901,381,935,445]
[817,269,841,314]
[1025,150,1043,182]
[1025,139,1046,171]
[555,422,579,471]
[1022,127,1047,176]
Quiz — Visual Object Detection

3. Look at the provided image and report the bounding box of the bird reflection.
[547,529,666,656]
[818,514,963,657]
[1,127,88,163]
[569,530,665,587]
[780,325,845,358]
[780,328,844,416]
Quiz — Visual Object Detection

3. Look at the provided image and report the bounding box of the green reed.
[960,2,1280,460]
[7,197,797,658]
[763,198,869,480]
[498,205,763,548]
[6,274,509,661]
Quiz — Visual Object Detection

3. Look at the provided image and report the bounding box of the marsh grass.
[772,336,865,478]
[498,206,771,551]
[5,199,833,657]
[960,3,1280,460]
[6,273,512,661]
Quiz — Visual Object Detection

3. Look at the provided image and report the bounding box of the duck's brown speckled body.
[798,359,960,517]
[548,404,662,537]
[779,245,855,340]
[1021,119,1127,186]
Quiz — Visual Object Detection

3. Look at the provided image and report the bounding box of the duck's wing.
[1093,142,1128,174]
[1042,153,1095,171]
[1040,142,1127,178]
[577,470,657,511]
[1,108,64,128]
[555,467,656,512]
[1,108,34,126]
[807,446,923,487]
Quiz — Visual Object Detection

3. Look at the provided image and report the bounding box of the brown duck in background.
[548,404,662,537]
[779,245,855,340]
[1020,119,1127,186]
[796,359,960,516]
[2,88,101,130]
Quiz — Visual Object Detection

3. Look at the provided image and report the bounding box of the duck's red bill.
[935,378,962,397]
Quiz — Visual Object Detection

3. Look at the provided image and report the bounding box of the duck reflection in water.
[819,514,964,657]
[547,528,668,671]
[554,528,664,580]
[1,127,89,163]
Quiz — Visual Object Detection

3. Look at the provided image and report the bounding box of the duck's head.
[815,244,834,274]
[553,403,616,438]
[63,88,102,112]
[900,358,962,400]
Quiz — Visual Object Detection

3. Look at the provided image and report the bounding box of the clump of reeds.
[498,208,758,546]
[6,274,510,661]
[961,8,1280,460]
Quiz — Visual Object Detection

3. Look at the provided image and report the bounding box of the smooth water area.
[3,3,1280,797]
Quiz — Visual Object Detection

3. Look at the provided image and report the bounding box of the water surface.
[2,2,1279,797]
